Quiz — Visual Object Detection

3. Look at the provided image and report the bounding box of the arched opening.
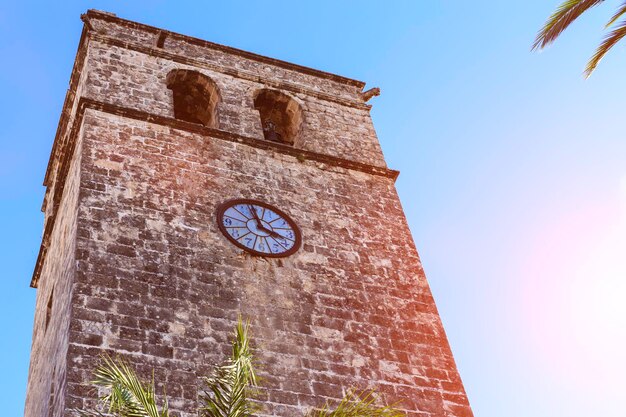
[253,89,303,145]
[166,69,220,128]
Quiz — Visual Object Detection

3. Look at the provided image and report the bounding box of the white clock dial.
[217,199,301,257]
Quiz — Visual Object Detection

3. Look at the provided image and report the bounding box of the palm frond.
[585,19,626,76]
[532,0,605,50]
[306,389,404,417]
[199,318,260,417]
[74,355,168,417]
[74,410,108,417]
[605,1,626,27]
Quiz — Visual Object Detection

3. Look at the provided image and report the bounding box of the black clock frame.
[216,198,302,258]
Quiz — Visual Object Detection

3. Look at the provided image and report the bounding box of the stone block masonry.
[24,9,473,417]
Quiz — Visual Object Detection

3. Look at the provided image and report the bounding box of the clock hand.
[246,204,285,239]
[253,220,282,239]
[265,229,283,239]
[248,204,263,227]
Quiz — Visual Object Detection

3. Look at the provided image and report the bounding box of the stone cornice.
[90,33,372,111]
[81,99,398,179]
[83,9,367,89]
[31,97,399,288]
[43,25,89,186]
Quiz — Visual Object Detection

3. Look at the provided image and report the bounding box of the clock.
[216,199,301,257]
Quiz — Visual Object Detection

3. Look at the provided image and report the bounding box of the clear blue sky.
[2,1,625,416]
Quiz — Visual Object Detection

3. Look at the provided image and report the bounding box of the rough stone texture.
[24,131,82,417]
[89,15,364,101]
[25,10,473,417]
[82,40,386,168]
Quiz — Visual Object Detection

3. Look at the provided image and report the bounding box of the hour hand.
[247,205,281,237]
[262,226,289,240]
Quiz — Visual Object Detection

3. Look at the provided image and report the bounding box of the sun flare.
[522,178,626,389]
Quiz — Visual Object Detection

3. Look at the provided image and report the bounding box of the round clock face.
[217,199,301,257]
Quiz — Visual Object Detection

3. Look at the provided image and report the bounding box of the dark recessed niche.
[45,288,54,332]
[253,89,303,145]
[166,69,220,128]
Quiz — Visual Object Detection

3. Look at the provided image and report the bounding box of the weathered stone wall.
[88,14,364,101]
[27,10,473,417]
[63,110,471,417]
[42,55,91,231]
[24,129,82,416]
[82,39,386,168]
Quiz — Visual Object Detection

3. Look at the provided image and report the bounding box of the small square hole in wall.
[45,288,54,332]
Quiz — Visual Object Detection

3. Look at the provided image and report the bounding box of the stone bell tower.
[25,10,473,417]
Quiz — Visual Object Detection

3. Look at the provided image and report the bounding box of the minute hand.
[248,205,284,238]
[248,205,263,227]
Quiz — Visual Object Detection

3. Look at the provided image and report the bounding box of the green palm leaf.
[74,319,407,417]
[306,389,404,417]
[532,0,605,50]
[199,318,260,417]
[74,355,169,417]
[585,19,626,76]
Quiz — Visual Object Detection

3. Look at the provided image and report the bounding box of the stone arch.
[166,69,220,128]
[253,89,303,145]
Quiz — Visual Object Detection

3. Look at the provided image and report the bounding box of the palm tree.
[533,0,626,77]
[74,319,257,417]
[75,318,403,417]
[199,318,259,417]
[305,390,403,417]
[75,354,170,417]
